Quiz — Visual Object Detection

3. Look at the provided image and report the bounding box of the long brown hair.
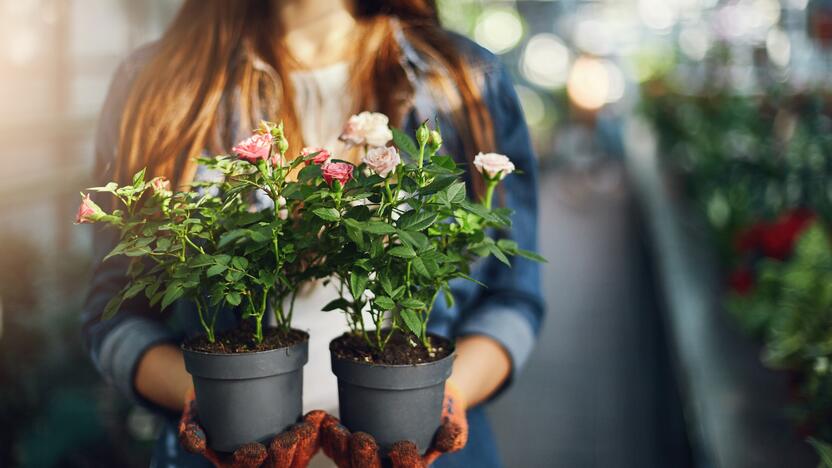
[115,0,494,194]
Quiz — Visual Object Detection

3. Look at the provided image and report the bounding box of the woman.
[82,1,543,466]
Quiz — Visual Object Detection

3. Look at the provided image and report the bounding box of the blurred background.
[2,0,832,466]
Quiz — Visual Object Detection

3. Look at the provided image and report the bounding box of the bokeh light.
[567,56,610,111]
[474,7,524,55]
[521,33,570,90]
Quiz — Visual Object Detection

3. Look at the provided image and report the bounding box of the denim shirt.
[82,25,543,468]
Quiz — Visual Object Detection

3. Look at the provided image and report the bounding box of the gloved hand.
[319,381,468,468]
[178,389,326,468]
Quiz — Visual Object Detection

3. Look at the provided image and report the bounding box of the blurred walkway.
[488,164,690,468]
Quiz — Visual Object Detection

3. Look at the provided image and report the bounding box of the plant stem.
[483,180,498,210]
[195,296,215,343]
[286,290,297,332]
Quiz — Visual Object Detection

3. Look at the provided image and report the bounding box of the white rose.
[362,146,401,178]
[339,112,393,148]
[473,152,515,180]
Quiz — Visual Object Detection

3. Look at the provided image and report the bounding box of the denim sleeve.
[454,60,545,388]
[81,45,178,408]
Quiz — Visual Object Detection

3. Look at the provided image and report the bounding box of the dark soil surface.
[330,330,453,365]
[184,327,308,354]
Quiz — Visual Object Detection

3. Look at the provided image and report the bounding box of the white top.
[283,62,353,415]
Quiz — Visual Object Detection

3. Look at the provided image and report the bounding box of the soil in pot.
[330,330,455,455]
[183,327,309,453]
[330,330,452,365]
[184,326,308,353]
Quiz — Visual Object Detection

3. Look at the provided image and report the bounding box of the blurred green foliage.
[641,84,832,262]
[727,224,832,442]
[641,78,832,458]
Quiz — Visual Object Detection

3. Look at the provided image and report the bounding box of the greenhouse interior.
[1,0,832,467]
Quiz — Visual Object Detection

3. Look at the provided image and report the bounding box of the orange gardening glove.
[178,389,327,468]
[319,381,468,468]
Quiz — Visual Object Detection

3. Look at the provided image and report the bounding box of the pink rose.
[321,162,354,186]
[301,147,331,166]
[150,177,171,195]
[75,194,101,224]
[473,152,515,180]
[362,146,401,178]
[232,133,273,164]
[339,112,393,148]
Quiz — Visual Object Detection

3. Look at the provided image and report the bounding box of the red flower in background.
[759,208,815,260]
[733,208,815,260]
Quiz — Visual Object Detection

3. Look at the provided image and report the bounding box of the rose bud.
[301,147,331,166]
[473,152,515,180]
[232,133,273,164]
[321,162,355,187]
[416,123,430,146]
[362,146,401,178]
[428,130,443,149]
[75,194,103,224]
[339,112,393,148]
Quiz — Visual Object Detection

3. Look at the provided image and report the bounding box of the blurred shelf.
[623,118,817,468]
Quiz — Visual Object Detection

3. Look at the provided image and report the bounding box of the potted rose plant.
[76,122,321,452]
[297,115,544,453]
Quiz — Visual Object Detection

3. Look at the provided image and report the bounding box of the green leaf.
[457,273,486,287]
[442,286,455,308]
[412,257,430,278]
[345,222,364,248]
[226,292,242,306]
[399,309,423,337]
[397,230,428,250]
[103,295,123,320]
[132,168,147,186]
[445,181,467,204]
[374,295,396,310]
[497,239,518,252]
[362,221,397,235]
[388,245,416,258]
[809,438,832,468]
[400,297,426,309]
[161,283,184,310]
[460,200,493,219]
[219,229,248,247]
[123,247,152,257]
[299,164,322,182]
[313,208,341,222]
[380,275,395,297]
[430,155,458,171]
[207,264,227,277]
[489,244,512,267]
[419,175,457,195]
[123,282,146,300]
[322,298,351,312]
[349,272,369,300]
[370,237,385,258]
[392,127,419,158]
[397,211,438,231]
[231,256,249,269]
[516,248,547,263]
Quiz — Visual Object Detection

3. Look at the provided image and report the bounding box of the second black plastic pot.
[182,332,309,452]
[330,344,455,454]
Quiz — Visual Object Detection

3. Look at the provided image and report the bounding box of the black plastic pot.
[330,346,455,454]
[182,332,308,452]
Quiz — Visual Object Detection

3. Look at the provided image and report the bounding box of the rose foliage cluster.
[77,113,542,351]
